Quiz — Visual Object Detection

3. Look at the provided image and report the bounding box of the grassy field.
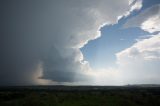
[0,86,160,106]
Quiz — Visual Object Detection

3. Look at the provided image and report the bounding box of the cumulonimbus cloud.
[1,0,142,85]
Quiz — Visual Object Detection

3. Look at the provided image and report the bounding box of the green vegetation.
[0,88,160,106]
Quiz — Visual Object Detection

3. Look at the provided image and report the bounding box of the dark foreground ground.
[0,86,160,106]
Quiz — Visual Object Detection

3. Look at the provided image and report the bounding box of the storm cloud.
[0,0,141,85]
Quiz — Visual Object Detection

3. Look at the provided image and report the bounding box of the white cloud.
[103,4,160,85]
[117,34,160,62]
[130,0,143,11]
[141,15,160,33]
[117,4,160,84]
[124,4,160,33]
[124,0,143,17]
[91,33,160,85]
[88,2,160,85]
[116,33,160,84]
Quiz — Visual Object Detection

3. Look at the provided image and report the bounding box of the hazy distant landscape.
[0,86,160,106]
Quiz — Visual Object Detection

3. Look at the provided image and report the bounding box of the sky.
[1,0,160,85]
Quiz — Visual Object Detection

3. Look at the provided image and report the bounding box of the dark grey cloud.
[0,0,139,85]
